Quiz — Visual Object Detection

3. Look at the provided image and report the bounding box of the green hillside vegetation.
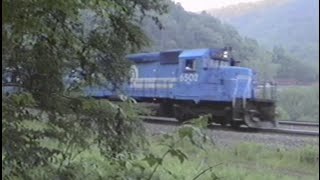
[141,1,318,82]
[272,46,318,82]
[277,85,319,121]
[207,0,291,20]
[207,0,319,74]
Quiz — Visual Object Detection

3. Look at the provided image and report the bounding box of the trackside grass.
[9,120,319,180]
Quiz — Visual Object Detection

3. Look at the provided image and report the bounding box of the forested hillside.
[140,1,318,82]
[207,0,319,71]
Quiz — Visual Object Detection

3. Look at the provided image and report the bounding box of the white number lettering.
[179,73,199,83]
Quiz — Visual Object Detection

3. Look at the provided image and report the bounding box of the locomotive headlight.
[223,51,228,58]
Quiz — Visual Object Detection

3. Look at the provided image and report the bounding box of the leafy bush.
[277,86,319,121]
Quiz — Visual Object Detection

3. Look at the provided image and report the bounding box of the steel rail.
[140,116,319,137]
[253,127,319,136]
[278,121,319,127]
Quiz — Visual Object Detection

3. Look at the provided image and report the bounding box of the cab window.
[185,59,196,71]
[205,59,229,69]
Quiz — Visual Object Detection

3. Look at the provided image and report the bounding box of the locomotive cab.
[173,48,276,128]
[176,48,248,101]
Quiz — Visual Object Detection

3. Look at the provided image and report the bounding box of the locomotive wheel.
[230,121,242,129]
[224,106,243,128]
[210,114,226,126]
[173,106,188,123]
[224,107,233,126]
[260,106,277,127]
[173,105,199,123]
[243,111,262,128]
[220,121,227,126]
[157,102,173,117]
[244,103,276,128]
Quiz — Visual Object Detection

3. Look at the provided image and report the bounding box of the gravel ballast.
[143,122,319,150]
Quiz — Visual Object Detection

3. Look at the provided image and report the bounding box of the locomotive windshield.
[205,47,240,68]
[210,47,231,61]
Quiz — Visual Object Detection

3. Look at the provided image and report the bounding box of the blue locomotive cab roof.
[126,48,228,62]
[179,48,210,59]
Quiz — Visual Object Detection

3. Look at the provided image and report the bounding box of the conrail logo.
[129,65,139,80]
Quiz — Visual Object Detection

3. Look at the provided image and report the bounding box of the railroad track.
[140,116,319,137]
[278,120,319,127]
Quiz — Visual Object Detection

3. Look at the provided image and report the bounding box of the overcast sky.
[172,0,262,12]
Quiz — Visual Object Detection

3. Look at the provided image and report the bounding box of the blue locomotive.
[2,47,277,128]
[83,47,277,128]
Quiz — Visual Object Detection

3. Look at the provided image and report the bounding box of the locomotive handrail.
[231,76,251,109]
[243,77,252,108]
[232,78,239,108]
[255,82,277,100]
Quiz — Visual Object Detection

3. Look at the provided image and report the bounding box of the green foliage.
[2,94,147,179]
[277,86,319,121]
[276,106,290,121]
[145,140,318,180]
[3,117,319,180]
[272,46,318,82]
[3,0,168,93]
[2,115,220,179]
[209,0,319,75]
[142,116,213,180]
[2,93,58,179]
[2,0,168,178]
